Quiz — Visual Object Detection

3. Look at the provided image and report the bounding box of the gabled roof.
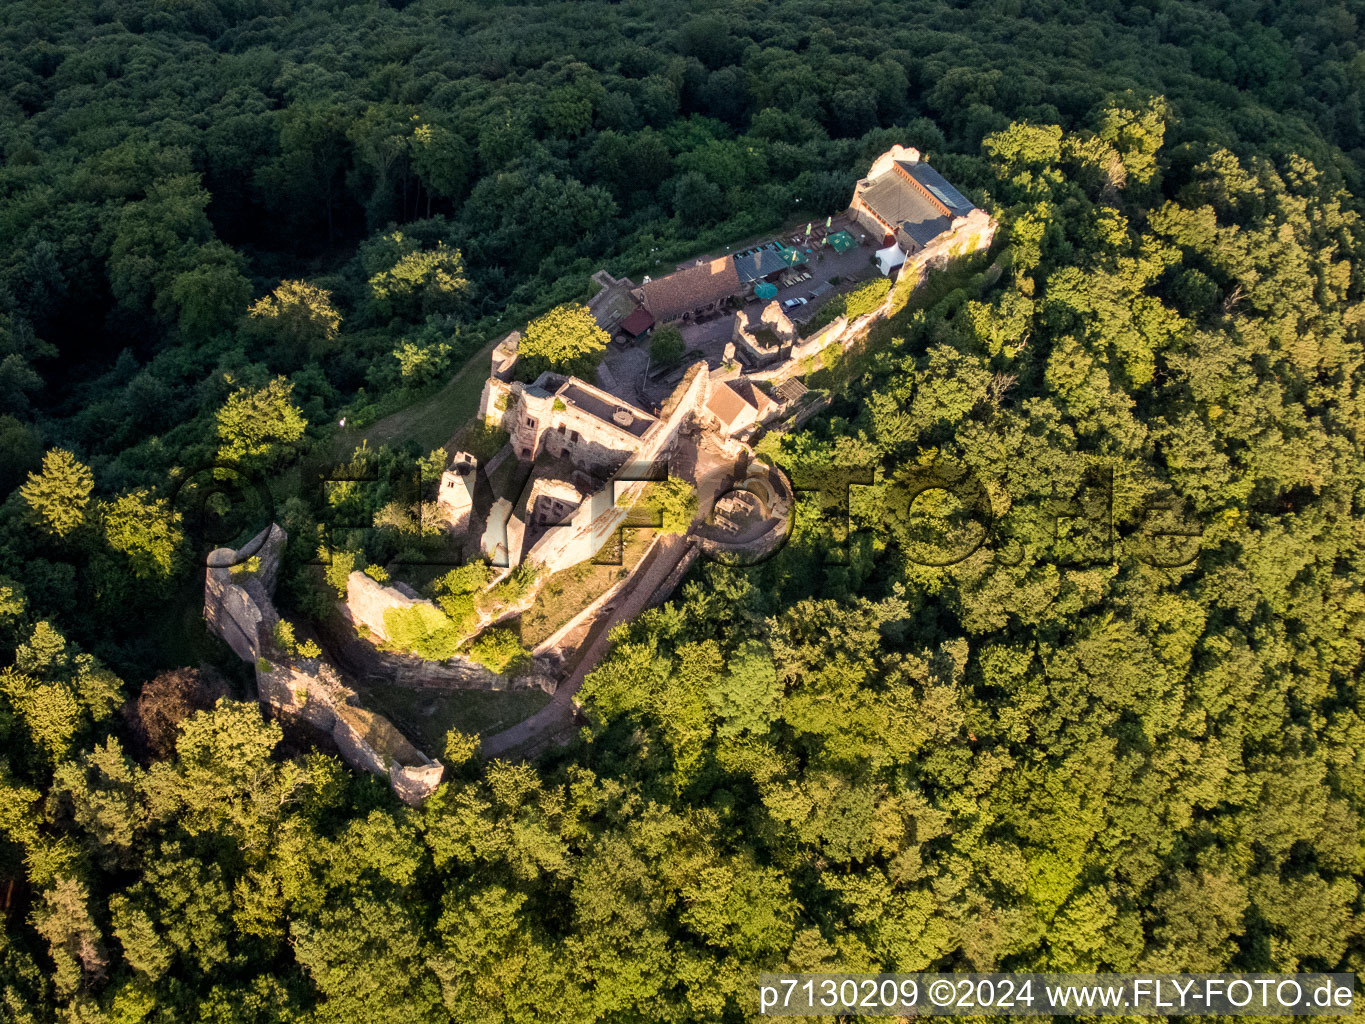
[641,257,739,321]
[706,378,773,429]
[619,306,655,337]
[730,378,773,413]
[900,162,974,214]
[860,173,951,248]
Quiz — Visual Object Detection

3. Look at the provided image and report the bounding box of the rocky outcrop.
[202,524,445,806]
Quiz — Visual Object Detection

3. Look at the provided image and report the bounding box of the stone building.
[490,331,521,381]
[436,450,477,529]
[475,327,715,576]
[706,378,775,436]
[480,371,659,472]
[587,269,641,333]
[850,144,982,273]
[638,255,739,323]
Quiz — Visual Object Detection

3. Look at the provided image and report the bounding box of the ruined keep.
[475,343,714,577]
[436,450,478,530]
[203,524,445,805]
[731,300,798,366]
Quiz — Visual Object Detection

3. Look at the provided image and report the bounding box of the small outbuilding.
[875,244,907,276]
[618,306,655,339]
[707,378,775,436]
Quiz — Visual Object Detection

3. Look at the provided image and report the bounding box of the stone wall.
[522,363,711,575]
[893,207,997,297]
[344,571,432,644]
[202,524,446,806]
[337,569,554,694]
[203,524,286,661]
[732,301,796,365]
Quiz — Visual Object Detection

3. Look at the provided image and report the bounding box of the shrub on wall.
[843,276,891,318]
[467,627,527,674]
[490,563,539,607]
[382,604,463,661]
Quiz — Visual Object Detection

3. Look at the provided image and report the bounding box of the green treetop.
[364,232,468,320]
[101,490,183,581]
[19,449,94,539]
[518,303,608,380]
[649,325,686,368]
[215,377,307,470]
[247,280,343,358]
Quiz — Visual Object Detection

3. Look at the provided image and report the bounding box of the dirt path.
[479,533,695,760]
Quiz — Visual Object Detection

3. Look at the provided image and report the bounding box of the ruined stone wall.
[646,539,701,610]
[337,570,554,693]
[480,497,526,566]
[732,301,797,365]
[523,364,711,575]
[893,207,996,299]
[479,377,515,427]
[344,572,433,643]
[203,525,286,661]
[202,524,446,806]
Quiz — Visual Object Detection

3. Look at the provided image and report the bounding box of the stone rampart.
[202,524,445,806]
[744,210,995,388]
[204,524,285,661]
[337,570,555,694]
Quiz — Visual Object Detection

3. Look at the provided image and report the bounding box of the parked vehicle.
[783,297,808,309]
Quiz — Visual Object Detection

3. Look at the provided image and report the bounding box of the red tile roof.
[619,305,655,337]
[706,378,772,430]
[641,256,739,321]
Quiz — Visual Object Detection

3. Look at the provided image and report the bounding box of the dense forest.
[0,0,1363,1020]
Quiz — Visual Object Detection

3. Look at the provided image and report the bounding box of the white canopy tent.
[875,243,907,277]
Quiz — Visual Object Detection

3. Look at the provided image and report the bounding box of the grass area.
[358,684,552,750]
[449,420,510,462]
[356,332,502,452]
[517,529,652,647]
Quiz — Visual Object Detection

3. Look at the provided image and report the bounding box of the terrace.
[558,381,655,439]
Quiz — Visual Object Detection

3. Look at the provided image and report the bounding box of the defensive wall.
[203,524,445,805]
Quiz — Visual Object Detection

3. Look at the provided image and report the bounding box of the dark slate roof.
[899,214,953,248]
[861,173,951,247]
[900,162,974,213]
[619,306,655,337]
[734,248,788,283]
[641,256,740,320]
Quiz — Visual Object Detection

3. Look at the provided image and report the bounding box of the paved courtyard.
[599,217,887,409]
